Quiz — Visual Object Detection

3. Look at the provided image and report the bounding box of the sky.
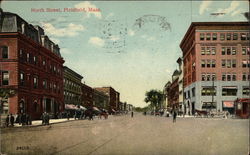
[1,1,249,107]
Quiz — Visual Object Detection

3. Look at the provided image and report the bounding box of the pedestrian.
[41,112,45,125]
[67,112,70,120]
[21,113,26,126]
[10,114,15,127]
[46,113,50,125]
[26,114,29,125]
[5,115,10,127]
[173,110,177,123]
[131,111,134,118]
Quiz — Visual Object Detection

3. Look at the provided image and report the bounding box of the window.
[220,33,225,41]
[212,60,216,68]
[26,53,30,63]
[207,74,211,81]
[201,60,206,68]
[233,33,238,40]
[242,73,247,81]
[247,33,250,40]
[242,47,246,55]
[242,60,247,68]
[226,47,231,55]
[221,47,225,55]
[232,47,236,55]
[207,60,211,68]
[202,74,206,81]
[33,76,38,89]
[232,73,236,81]
[222,87,237,96]
[2,71,9,85]
[222,73,226,81]
[43,80,47,89]
[201,87,216,96]
[206,47,210,55]
[201,47,205,55]
[227,60,231,68]
[33,56,37,65]
[1,46,8,59]
[232,60,236,68]
[200,33,205,40]
[20,72,25,86]
[227,74,231,81]
[212,33,217,40]
[222,60,226,68]
[212,73,216,80]
[192,87,195,97]
[242,87,250,96]
[241,33,246,40]
[211,47,216,55]
[206,33,211,40]
[226,33,231,40]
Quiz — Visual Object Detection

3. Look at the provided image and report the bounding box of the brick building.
[180,22,249,115]
[81,83,93,109]
[94,87,120,113]
[63,66,83,107]
[93,89,109,110]
[0,10,64,119]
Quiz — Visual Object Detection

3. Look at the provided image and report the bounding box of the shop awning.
[223,101,234,108]
[79,105,87,110]
[65,104,78,110]
[93,107,101,112]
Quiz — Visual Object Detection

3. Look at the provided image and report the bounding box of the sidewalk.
[3,118,78,128]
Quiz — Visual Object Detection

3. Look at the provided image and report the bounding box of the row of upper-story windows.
[200,46,249,55]
[19,72,62,94]
[201,59,216,68]
[63,78,81,92]
[201,59,250,68]
[201,73,216,81]
[64,91,81,101]
[200,32,249,41]
[201,73,250,82]
[19,49,62,76]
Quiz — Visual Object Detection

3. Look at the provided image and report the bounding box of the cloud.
[199,1,212,15]
[216,1,240,15]
[88,37,105,47]
[41,22,85,37]
[128,29,135,36]
[75,1,102,19]
[61,48,73,55]
[141,35,155,41]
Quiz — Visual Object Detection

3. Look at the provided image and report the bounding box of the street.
[1,113,249,155]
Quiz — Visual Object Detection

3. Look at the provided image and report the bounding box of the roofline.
[63,66,83,79]
[180,22,249,48]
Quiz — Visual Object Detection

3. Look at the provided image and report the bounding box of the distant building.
[0,10,64,119]
[180,22,249,115]
[81,83,93,109]
[63,66,83,107]
[93,89,109,110]
[94,87,120,113]
[167,70,180,110]
[177,57,184,114]
[163,82,171,109]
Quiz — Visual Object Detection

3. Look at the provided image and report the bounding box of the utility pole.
[211,77,215,112]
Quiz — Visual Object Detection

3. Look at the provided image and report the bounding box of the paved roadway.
[1,113,249,155]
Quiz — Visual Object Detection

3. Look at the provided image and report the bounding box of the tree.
[144,89,163,111]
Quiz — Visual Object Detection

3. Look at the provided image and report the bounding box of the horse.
[84,109,94,120]
[99,112,108,119]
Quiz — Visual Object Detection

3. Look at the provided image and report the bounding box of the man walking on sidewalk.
[5,115,10,127]
[173,110,177,123]
[10,114,14,127]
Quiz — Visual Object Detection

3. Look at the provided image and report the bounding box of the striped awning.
[223,101,234,108]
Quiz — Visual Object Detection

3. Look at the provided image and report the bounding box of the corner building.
[0,10,64,119]
[180,22,249,115]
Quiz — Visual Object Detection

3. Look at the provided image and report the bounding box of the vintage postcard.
[0,0,249,155]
